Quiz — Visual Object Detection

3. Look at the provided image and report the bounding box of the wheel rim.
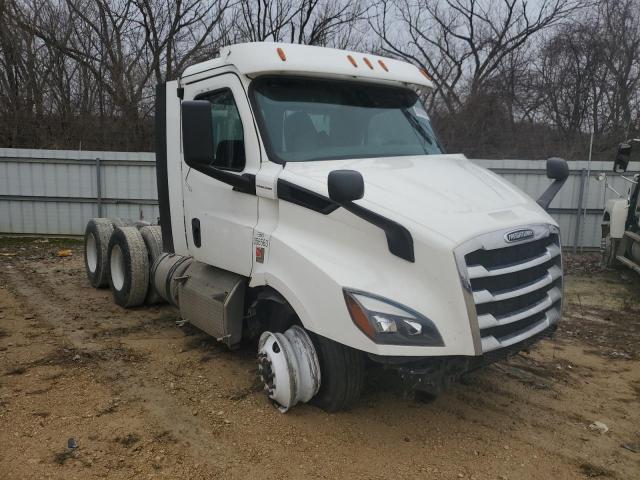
[257,326,321,412]
[110,244,126,291]
[86,233,98,273]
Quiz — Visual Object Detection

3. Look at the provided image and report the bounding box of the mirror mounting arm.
[537,178,568,210]
[190,163,256,195]
[537,157,569,211]
[328,169,415,262]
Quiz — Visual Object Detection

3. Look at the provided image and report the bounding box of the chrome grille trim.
[472,264,562,305]
[454,224,562,354]
[467,244,561,279]
[480,307,560,353]
[477,286,561,330]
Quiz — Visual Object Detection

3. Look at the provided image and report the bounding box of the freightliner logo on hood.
[504,228,535,243]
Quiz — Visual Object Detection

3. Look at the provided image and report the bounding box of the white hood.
[280,154,555,244]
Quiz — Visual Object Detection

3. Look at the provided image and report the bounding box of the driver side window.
[198,89,246,171]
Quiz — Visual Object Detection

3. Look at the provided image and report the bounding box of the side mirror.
[180,100,254,194]
[328,170,364,203]
[181,100,213,167]
[537,157,569,210]
[546,157,569,181]
[614,143,631,173]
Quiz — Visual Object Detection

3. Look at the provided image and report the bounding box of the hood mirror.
[546,157,569,181]
[328,170,364,204]
[614,143,631,173]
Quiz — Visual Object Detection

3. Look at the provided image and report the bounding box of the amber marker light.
[345,293,375,339]
[347,55,358,67]
[378,59,389,72]
[277,48,286,61]
[363,57,374,70]
[420,68,431,80]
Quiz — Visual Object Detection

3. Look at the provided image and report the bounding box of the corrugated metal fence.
[0,148,159,235]
[1,147,638,248]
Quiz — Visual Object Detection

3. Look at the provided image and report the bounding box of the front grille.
[465,235,555,270]
[455,224,562,353]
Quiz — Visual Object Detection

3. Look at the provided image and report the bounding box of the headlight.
[343,289,444,346]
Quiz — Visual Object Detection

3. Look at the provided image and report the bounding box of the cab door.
[181,74,259,275]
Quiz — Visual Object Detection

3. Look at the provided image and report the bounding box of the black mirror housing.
[546,157,569,181]
[328,170,364,203]
[181,100,213,167]
[614,143,631,173]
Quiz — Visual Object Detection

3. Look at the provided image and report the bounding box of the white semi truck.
[83,42,569,412]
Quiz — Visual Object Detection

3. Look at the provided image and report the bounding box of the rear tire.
[112,218,135,227]
[107,227,149,308]
[309,333,365,412]
[139,225,164,304]
[84,218,115,288]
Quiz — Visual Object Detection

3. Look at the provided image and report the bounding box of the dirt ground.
[0,237,639,480]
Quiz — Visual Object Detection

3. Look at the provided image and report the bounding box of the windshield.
[251,77,444,163]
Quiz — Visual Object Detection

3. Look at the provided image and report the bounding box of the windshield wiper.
[402,110,434,150]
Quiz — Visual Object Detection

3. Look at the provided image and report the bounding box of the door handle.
[192,218,201,248]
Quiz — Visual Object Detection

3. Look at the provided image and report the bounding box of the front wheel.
[257,325,365,413]
[309,333,365,412]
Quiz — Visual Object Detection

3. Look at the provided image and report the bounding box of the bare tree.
[0,0,636,160]
[133,0,232,82]
[538,23,604,139]
[233,0,367,47]
[371,0,580,113]
[598,0,640,139]
[291,0,368,46]
[535,0,640,155]
[4,0,234,150]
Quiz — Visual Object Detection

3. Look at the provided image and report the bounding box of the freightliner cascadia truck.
[83,42,569,412]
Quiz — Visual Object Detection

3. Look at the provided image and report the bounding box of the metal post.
[581,132,595,252]
[573,168,586,254]
[96,157,103,217]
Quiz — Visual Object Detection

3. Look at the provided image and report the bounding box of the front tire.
[309,333,365,412]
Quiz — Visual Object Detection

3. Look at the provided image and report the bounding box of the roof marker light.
[347,55,358,67]
[277,48,286,61]
[378,60,389,72]
[420,68,431,80]
[363,57,374,70]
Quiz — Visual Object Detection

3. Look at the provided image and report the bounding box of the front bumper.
[384,324,557,395]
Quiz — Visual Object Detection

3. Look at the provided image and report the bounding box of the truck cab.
[86,42,569,412]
